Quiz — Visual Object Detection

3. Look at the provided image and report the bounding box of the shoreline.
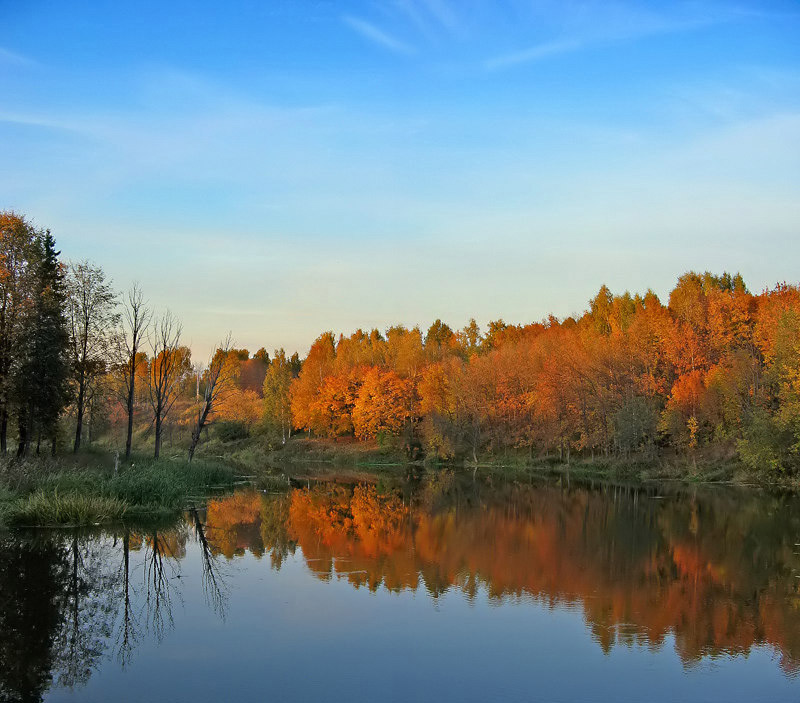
[1,441,796,528]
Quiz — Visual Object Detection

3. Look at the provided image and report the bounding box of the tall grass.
[7,490,128,526]
[0,457,237,526]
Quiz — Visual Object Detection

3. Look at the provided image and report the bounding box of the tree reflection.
[202,478,800,669]
[0,535,66,703]
[141,530,182,641]
[0,518,218,701]
[54,534,120,689]
[190,507,229,618]
[114,530,139,667]
[2,476,799,702]
[0,531,122,702]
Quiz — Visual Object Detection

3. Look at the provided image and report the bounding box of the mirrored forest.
[3,475,799,702]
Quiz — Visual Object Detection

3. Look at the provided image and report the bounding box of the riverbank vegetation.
[2,210,800,498]
[0,454,236,526]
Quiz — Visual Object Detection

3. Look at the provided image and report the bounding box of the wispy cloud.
[0,111,78,131]
[483,2,750,72]
[343,16,416,55]
[485,39,582,71]
[419,0,461,36]
[0,46,36,67]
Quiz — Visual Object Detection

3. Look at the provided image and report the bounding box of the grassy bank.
[194,434,799,490]
[0,453,237,527]
[197,434,413,470]
[4,435,793,528]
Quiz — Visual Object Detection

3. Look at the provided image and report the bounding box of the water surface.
[2,472,799,702]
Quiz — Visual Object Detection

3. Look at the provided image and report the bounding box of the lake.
[2,471,800,702]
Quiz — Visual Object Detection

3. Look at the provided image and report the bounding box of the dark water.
[2,472,800,702]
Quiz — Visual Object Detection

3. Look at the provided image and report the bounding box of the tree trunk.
[154,413,162,459]
[0,407,7,454]
[17,414,27,457]
[188,402,211,462]
[73,377,85,453]
[125,377,135,459]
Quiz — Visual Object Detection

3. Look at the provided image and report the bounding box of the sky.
[1,0,799,359]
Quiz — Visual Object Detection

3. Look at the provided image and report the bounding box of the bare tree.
[119,284,150,459]
[67,261,118,453]
[188,334,236,462]
[148,311,183,459]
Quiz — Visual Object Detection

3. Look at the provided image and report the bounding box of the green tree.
[0,212,38,453]
[263,348,294,444]
[589,284,613,335]
[13,231,71,455]
[424,319,454,357]
[457,318,482,356]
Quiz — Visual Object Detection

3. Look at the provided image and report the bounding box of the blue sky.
[1,0,799,358]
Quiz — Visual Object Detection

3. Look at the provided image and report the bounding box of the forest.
[2,210,800,475]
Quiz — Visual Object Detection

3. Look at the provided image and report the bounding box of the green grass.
[6,490,128,526]
[0,455,237,527]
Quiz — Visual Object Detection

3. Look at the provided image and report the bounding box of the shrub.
[215,420,250,443]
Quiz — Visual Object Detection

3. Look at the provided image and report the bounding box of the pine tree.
[14,231,71,455]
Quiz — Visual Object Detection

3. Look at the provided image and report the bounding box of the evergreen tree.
[14,231,71,455]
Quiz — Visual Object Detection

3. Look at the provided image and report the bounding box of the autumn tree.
[67,261,118,452]
[457,318,482,356]
[424,319,455,359]
[262,348,294,444]
[418,359,458,458]
[148,311,185,459]
[290,332,335,435]
[118,283,150,459]
[189,335,238,462]
[0,212,38,452]
[352,367,409,440]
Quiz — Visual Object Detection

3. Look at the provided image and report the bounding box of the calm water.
[2,472,800,702]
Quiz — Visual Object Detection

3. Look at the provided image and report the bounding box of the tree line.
[5,211,800,472]
[262,272,800,473]
[0,212,255,460]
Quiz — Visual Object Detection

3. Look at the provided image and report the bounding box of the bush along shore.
[0,454,237,527]
[203,433,797,487]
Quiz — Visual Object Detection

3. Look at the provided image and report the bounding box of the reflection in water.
[0,536,66,703]
[191,507,229,618]
[0,474,799,701]
[203,476,800,672]
[0,521,228,703]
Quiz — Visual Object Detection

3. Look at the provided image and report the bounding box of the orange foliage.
[281,273,800,466]
[352,367,410,439]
